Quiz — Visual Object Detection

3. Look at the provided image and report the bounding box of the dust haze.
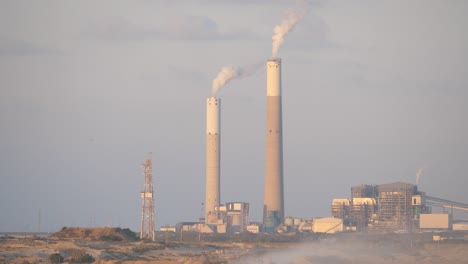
[236,233,468,264]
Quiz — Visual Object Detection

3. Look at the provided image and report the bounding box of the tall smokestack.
[205,97,221,224]
[263,59,284,231]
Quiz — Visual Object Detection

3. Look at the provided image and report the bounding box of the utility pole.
[198,202,204,242]
[140,154,155,241]
[38,209,41,233]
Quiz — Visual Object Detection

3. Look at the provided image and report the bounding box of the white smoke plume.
[272,10,305,58]
[211,63,262,96]
[416,166,426,185]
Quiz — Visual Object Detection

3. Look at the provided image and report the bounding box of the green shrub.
[49,253,64,263]
[121,228,138,240]
[64,249,95,263]
[79,253,95,263]
[100,235,123,241]
[67,253,95,263]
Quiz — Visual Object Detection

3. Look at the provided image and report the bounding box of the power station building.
[331,182,468,232]
[216,202,250,233]
[263,58,285,232]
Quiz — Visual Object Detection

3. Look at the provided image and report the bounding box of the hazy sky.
[1,0,467,232]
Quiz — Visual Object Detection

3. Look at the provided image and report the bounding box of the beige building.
[420,213,452,229]
[312,217,343,233]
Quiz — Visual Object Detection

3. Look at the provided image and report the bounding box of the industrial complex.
[331,182,468,233]
[198,58,286,234]
[141,11,468,238]
[150,57,468,236]
[163,181,468,235]
[135,54,468,237]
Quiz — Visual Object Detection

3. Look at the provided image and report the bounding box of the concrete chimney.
[263,59,284,231]
[205,97,221,224]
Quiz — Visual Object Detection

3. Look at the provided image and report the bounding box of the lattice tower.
[140,156,155,241]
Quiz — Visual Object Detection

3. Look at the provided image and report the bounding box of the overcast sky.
[1,0,467,232]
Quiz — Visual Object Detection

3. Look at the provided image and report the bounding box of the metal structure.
[374,182,415,232]
[348,198,376,230]
[217,202,250,233]
[351,184,376,199]
[425,196,468,212]
[206,97,221,224]
[331,182,468,232]
[331,197,376,230]
[331,199,350,219]
[140,155,155,241]
[263,58,284,232]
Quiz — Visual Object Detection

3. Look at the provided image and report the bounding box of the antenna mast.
[140,153,155,241]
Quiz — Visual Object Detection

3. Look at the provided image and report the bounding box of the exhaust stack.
[263,59,284,231]
[205,97,221,224]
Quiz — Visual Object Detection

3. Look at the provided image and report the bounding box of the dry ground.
[1,229,468,264]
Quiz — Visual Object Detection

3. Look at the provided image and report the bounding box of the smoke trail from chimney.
[211,62,262,96]
[272,11,305,58]
[212,66,236,96]
[416,166,426,185]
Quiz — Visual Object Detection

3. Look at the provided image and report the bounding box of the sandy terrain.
[0,236,251,264]
[1,230,467,264]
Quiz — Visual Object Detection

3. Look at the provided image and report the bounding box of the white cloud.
[85,15,255,42]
